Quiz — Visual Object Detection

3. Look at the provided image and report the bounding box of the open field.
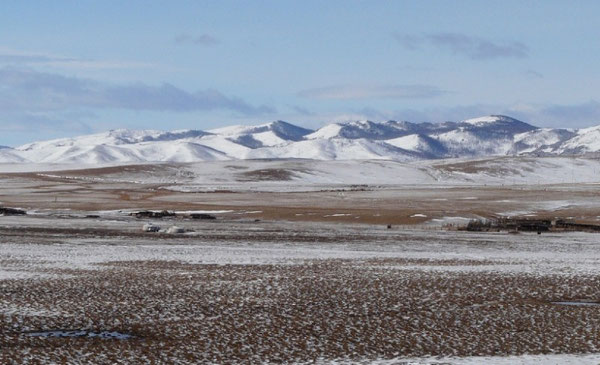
[1,158,600,363]
[1,157,600,225]
[3,216,600,363]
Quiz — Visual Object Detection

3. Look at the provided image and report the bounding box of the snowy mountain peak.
[207,120,313,149]
[463,115,509,125]
[209,120,311,140]
[106,129,166,144]
[307,119,417,140]
[306,124,344,139]
[461,115,535,129]
[4,115,600,164]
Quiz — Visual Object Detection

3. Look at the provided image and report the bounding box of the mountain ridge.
[3,115,600,164]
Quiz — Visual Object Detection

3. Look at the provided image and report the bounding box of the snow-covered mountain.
[0,146,26,163]
[3,115,600,164]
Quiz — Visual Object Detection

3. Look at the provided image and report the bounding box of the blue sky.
[1,1,599,146]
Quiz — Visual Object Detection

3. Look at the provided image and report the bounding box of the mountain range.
[2,115,600,164]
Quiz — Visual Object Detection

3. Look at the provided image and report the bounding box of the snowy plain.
[3,214,600,363]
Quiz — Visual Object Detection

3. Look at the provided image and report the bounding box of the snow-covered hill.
[3,115,600,164]
[0,147,26,163]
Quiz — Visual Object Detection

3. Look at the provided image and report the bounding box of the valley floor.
[1,158,600,363]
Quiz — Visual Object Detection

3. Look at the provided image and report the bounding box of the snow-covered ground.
[2,156,598,193]
[3,216,600,363]
[2,156,600,228]
[2,150,600,363]
[2,215,600,275]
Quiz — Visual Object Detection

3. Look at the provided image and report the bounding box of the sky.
[1,1,600,146]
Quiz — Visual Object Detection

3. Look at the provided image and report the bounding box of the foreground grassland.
[2,219,600,364]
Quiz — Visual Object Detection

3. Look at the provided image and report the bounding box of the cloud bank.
[395,32,529,60]
[0,67,273,115]
[0,49,153,71]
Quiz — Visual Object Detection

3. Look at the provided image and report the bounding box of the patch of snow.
[367,354,600,365]
[25,330,133,340]
[553,301,600,307]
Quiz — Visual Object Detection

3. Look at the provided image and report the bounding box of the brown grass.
[3,259,600,363]
[236,168,297,182]
[2,162,600,226]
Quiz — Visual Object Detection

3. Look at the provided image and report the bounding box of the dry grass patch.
[2,259,600,363]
